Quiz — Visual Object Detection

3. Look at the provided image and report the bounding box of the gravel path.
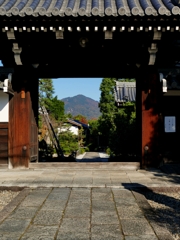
[145,191,180,240]
[0,190,20,211]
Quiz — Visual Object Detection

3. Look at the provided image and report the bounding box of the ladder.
[40,106,64,159]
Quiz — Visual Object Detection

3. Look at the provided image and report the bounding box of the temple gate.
[0,0,180,168]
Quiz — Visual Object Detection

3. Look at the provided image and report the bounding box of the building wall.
[0,92,9,122]
[58,126,79,135]
[160,95,180,162]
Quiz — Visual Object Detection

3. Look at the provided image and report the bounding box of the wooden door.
[0,123,8,164]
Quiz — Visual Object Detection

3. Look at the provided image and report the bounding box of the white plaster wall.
[58,126,78,135]
[0,92,9,122]
[69,126,78,135]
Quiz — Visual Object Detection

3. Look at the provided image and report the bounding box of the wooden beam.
[140,71,161,168]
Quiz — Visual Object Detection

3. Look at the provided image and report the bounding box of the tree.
[39,79,54,109]
[88,119,100,150]
[59,130,79,155]
[98,78,137,157]
[98,78,117,148]
[73,114,88,124]
[39,79,64,121]
[49,96,64,121]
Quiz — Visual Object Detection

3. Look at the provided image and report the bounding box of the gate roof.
[0,0,179,17]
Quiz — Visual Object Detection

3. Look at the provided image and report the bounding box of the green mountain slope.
[61,94,101,119]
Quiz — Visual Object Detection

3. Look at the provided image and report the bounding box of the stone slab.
[125,236,158,240]
[121,219,155,235]
[8,206,38,219]
[91,224,123,240]
[0,218,31,234]
[56,231,90,240]
[21,225,58,240]
[59,218,90,232]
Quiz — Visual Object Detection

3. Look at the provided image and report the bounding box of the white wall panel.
[0,92,9,122]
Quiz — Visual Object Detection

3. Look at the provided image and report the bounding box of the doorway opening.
[38,77,137,163]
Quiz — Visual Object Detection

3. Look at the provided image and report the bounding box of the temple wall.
[0,92,9,122]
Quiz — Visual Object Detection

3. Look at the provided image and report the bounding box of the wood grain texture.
[0,122,8,164]
[8,73,38,168]
[141,73,160,168]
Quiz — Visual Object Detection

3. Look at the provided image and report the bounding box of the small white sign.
[164,116,176,132]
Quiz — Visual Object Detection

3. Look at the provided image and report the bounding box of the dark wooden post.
[139,70,161,168]
[8,70,38,168]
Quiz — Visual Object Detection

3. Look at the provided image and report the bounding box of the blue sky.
[53,78,102,101]
[0,61,102,101]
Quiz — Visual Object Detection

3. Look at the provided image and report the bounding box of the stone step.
[0,164,8,169]
[29,162,140,170]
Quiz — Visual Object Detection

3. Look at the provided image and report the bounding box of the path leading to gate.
[76,151,109,162]
[0,152,179,239]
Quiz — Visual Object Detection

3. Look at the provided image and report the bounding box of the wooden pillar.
[8,70,38,168]
[137,69,161,168]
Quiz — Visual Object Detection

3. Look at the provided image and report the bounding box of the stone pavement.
[0,152,179,239]
[0,165,180,188]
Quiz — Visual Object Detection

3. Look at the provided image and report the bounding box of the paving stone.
[91,212,119,224]
[44,198,68,205]
[65,205,90,218]
[69,193,90,201]
[20,199,45,207]
[156,233,174,240]
[73,177,92,181]
[49,188,71,197]
[92,202,116,212]
[117,206,145,219]
[125,235,158,240]
[20,189,51,207]
[115,199,138,207]
[21,225,57,240]
[59,218,90,232]
[112,189,135,197]
[33,209,63,225]
[54,179,74,184]
[93,180,111,184]
[111,179,131,184]
[92,188,111,193]
[0,218,31,234]
[0,233,21,240]
[69,197,90,203]
[8,206,38,219]
[91,224,123,240]
[71,188,90,193]
[121,219,155,235]
[56,231,90,240]
[92,193,113,201]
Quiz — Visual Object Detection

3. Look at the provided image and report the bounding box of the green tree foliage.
[88,119,100,150]
[118,78,136,82]
[98,78,117,147]
[59,130,79,155]
[98,78,136,157]
[39,79,54,109]
[73,114,88,124]
[50,96,64,121]
[39,79,64,121]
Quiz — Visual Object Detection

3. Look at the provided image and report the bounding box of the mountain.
[61,94,101,119]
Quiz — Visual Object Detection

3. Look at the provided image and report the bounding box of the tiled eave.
[0,0,179,17]
[114,81,136,104]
